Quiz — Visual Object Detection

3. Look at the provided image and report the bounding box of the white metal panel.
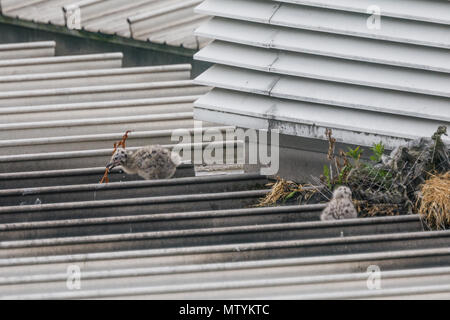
[196,41,450,98]
[274,0,450,25]
[273,4,450,49]
[197,0,450,48]
[196,65,450,123]
[194,0,450,148]
[195,89,449,149]
[196,17,450,73]
[196,0,278,23]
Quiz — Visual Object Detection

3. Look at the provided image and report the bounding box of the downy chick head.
[332,186,353,200]
[106,148,128,170]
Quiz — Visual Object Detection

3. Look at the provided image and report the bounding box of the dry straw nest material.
[256,177,321,207]
[256,178,305,207]
[417,172,450,230]
[354,201,401,217]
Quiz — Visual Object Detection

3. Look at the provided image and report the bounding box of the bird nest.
[257,126,450,228]
[417,172,450,230]
[99,130,131,184]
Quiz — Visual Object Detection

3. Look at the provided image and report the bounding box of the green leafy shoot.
[284,190,299,203]
[346,146,363,161]
[370,142,385,163]
[323,165,332,189]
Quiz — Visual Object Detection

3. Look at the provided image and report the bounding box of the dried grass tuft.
[256,177,305,207]
[417,171,450,230]
[354,200,401,217]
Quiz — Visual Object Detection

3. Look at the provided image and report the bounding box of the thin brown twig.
[99,130,132,184]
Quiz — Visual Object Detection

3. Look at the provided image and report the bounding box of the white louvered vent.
[193,0,450,150]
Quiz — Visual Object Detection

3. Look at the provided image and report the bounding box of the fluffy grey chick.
[321,186,358,221]
[106,146,181,180]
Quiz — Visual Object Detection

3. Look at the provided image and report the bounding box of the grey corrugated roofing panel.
[1,246,447,276]
[0,125,226,155]
[67,0,167,29]
[129,0,202,23]
[3,0,73,25]
[3,267,449,299]
[0,96,199,123]
[196,40,450,98]
[0,140,241,173]
[4,228,447,260]
[0,185,263,223]
[2,237,450,299]
[196,0,450,48]
[0,241,443,279]
[0,165,197,190]
[0,216,423,255]
[0,41,56,60]
[1,0,47,12]
[4,267,450,299]
[0,52,123,76]
[144,16,211,49]
[127,0,209,49]
[1,230,450,297]
[0,80,208,107]
[0,216,420,248]
[0,112,194,140]
[2,112,196,138]
[73,0,195,38]
[0,31,448,299]
[196,17,450,73]
[0,65,192,92]
[4,268,448,299]
[274,0,450,25]
[0,0,209,50]
[259,284,450,300]
[0,205,312,241]
[0,172,266,207]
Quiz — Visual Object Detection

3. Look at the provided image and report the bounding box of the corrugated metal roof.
[0,40,449,300]
[193,0,450,149]
[0,41,246,175]
[2,207,450,299]
[0,0,209,50]
[0,41,55,59]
